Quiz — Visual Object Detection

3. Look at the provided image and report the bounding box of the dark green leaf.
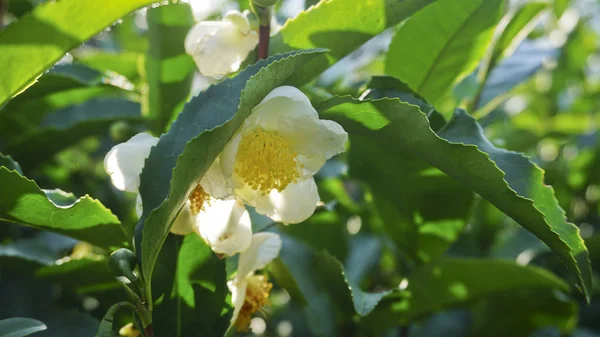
[319,97,592,300]
[145,3,196,132]
[0,153,22,175]
[470,288,577,337]
[385,0,503,106]
[136,49,326,303]
[0,237,55,272]
[0,167,128,248]
[362,258,570,334]
[94,302,135,337]
[36,257,121,294]
[0,0,159,107]
[151,235,230,337]
[270,0,438,86]
[0,318,46,337]
[3,98,143,168]
[272,234,389,337]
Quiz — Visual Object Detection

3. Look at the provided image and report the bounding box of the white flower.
[228,232,282,331]
[185,10,259,79]
[104,133,251,255]
[219,86,348,224]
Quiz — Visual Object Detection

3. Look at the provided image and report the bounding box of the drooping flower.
[184,10,259,79]
[104,133,252,255]
[220,86,348,224]
[228,232,282,331]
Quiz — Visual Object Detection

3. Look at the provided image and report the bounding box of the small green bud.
[252,0,279,8]
[109,248,138,283]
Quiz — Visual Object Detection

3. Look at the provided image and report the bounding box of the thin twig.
[399,325,410,337]
[258,24,270,59]
[0,0,6,28]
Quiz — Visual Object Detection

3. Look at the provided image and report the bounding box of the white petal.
[228,278,247,326]
[247,87,318,129]
[200,158,232,199]
[103,133,158,193]
[195,199,252,256]
[220,131,243,180]
[184,21,226,55]
[135,194,143,218]
[223,10,251,34]
[237,232,282,279]
[170,201,195,236]
[254,179,320,224]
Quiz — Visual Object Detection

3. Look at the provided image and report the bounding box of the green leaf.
[145,3,196,133]
[0,318,46,337]
[0,237,55,272]
[94,303,135,337]
[151,235,230,337]
[471,1,550,114]
[470,288,577,337]
[0,153,22,175]
[3,98,143,168]
[272,234,389,337]
[385,0,503,106]
[77,52,143,83]
[0,0,159,107]
[474,39,557,117]
[0,167,128,249]
[136,49,326,303]
[36,257,121,293]
[319,97,592,300]
[270,0,438,86]
[362,258,570,334]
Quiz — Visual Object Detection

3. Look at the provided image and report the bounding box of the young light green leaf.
[0,168,128,249]
[385,0,503,106]
[0,318,46,337]
[362,258,570,334]
[135,49,326,304]
[319,97,592,301]
[145,3,196,133]
[0,0,159,107]
[270,0,438,86]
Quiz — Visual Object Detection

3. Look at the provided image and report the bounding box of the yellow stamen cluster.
[189,184,210,215]
[234,128,299,194]
[235,275,273,332]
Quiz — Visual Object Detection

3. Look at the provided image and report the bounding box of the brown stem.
[144,324,155,337]
[399,326,410,337]
[258,24,270,60]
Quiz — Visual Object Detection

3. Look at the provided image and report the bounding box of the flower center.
[234,128,300,193]
[234,275,273,331]
[189,184,210,215]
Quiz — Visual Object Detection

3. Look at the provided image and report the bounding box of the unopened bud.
[109,248,138,283]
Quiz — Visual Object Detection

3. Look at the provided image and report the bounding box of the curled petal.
[237,232,282,279]
[253,179,320,225]
[200,158,232,199]
[170,201,195,236]
[195,199,252,256]
[103,133,158,193]
[228,278,248,327]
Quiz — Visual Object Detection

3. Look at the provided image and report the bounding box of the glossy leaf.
[0,237,55,272]
[151,235,230,337]
[319,97,592,300]
[145,3,195,132]
[0,153,22,175]
[362,258,570,334]
[385,0,503,106]
[0,318,46,337]
[270,0,438,86]
[136,49,326,303]
[0,0,159,106]
[0,167,128,249]
[3,98,143,168]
